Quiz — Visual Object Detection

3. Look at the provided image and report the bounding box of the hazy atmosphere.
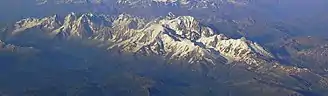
[1,0,328,96]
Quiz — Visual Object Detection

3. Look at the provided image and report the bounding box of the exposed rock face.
[6,13,328,95]
[2,13,288,67]
[9,13,273,66]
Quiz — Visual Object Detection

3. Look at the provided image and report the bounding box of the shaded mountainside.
[7,12,274,65]
[268,36,328,76]
[1,13,328,96]
[0,39,305,96]
[0,1,328,96]
[2,0,328,42]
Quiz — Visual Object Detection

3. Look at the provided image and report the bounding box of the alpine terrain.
[1,0,328,96]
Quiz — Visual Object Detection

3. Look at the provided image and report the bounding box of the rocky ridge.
[7,13,319,75]
[10,13,272,65]
[117,0,249,8]
[5,13,328,93]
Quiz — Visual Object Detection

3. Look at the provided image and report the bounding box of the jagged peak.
[113,14,135,25]
[112,13,147,30]
[159,15,215,41]
[12,15,61,35]
[107,14,274,64]
[53,13,113,39]
[8,13,274,65]
[64,12,78,22]
[64,12,97,22]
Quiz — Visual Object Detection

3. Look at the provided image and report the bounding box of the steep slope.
[8,13,273,66]
[4,13,328,95]
[269,36,328,75]
[1,13,311,72]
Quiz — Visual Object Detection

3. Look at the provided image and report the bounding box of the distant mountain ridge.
[1,11,328,95]
[36,0,249,6]
[4,13,328,94]
[8,13,273,66]
[0,0,328,95]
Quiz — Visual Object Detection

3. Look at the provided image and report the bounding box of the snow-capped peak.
[9,13,273,65]
[106,14,274,65]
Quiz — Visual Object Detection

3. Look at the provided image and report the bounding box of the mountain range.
[1,12,328,95]
[1,0,328,96]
